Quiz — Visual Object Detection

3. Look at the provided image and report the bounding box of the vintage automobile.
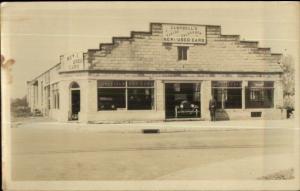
[98,97,117,110]
[175,100,199,118]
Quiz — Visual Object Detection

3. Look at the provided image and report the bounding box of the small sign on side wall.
[60,52,84,71]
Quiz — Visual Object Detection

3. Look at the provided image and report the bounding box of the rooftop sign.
[162,24,206,44]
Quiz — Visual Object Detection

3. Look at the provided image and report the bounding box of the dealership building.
[27,23,285,123]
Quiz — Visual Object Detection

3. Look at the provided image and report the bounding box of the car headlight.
[180,104,183,109]
[191,104,195,108]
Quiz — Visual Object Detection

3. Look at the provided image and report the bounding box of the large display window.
[97,80,154,111]
[212,81,242,109]
[127,81,154,110]
[245,81,274,108]
[165,83,200,118]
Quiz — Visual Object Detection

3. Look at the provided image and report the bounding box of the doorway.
[69,82,80,121]
[165,83,201,119]
[71,90,80,120]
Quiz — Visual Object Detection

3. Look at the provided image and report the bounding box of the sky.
[1,1,299,98]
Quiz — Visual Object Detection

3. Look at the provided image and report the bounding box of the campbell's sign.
[61,52,84,71]
[162,24,206,44]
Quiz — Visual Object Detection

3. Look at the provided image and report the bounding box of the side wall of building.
[27,64,62,120]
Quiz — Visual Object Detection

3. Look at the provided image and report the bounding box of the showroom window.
[98,81,126,110]
[127,81,154,110]
[246,81,274,108]
[212,81,242,109]
[97,80,154,111]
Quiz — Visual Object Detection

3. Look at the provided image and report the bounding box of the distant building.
[27,23,285,123]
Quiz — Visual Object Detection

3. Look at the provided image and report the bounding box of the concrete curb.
[93,126,297,134]
[11,119,296,134]
[13,122,297,134]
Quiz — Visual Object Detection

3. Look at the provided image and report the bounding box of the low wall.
[80,110,165,123]
[216,108,286,121]
[53,108,286,123]
[78,109,285,123]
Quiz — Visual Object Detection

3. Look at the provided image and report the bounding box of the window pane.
[178,47,182,60]
[224,89,242,108]
[53,93,56,109]
[264,81,274,87]
[128,88,154,110]
[248,81,274,88]
[178,47,188,61]
[70,82,80,88]
[183,47,188,60]
[212,88,223,109]
[212,81,242,109]
[128,80,154,87]
[246,88,274,108]
[46,86,50,109]
[193,83,201,102]
[98,80,126,87]
[57,93,59,109]
[212,81,242,88]
[98,88,126,110]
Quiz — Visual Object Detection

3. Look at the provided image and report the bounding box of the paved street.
[10,118,298,180]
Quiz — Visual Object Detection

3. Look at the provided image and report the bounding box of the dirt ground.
[9,118,298,180]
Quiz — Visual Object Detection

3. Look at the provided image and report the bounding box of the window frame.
[177,46,189,61]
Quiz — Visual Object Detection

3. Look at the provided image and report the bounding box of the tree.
[11,96,28,108]
[280,54,295,109]
[11,96,31,117]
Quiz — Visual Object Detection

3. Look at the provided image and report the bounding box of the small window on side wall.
[178,46,188,61]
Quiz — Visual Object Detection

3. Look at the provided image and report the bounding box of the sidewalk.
[14,118,296,133]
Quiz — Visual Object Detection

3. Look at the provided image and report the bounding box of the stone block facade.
[88,23,281,73]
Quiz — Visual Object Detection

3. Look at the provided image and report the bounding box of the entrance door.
[71,90,80,120]
[165,83,201,119]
